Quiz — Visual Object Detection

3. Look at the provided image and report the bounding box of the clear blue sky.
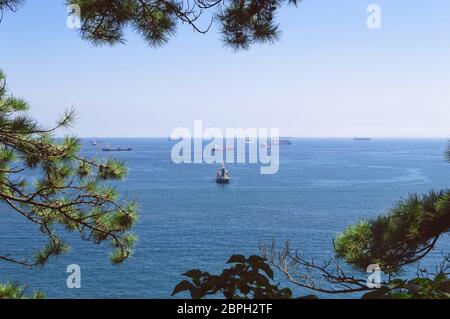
[0,0,449,137]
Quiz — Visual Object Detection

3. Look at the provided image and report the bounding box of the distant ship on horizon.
[274,139,292,145]
[212,145,234,152]
[102,145,132,152]
[168,136,183,141]
[353,137,372,141]
[261,139,292,148]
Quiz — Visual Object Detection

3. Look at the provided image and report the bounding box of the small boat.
[261,139,292,148]
[353,137,372,141]
[212,145,234,152]
[90,140,97,146]
[274,139,292,145]
[216,162,230,184]
[102,145,132,152]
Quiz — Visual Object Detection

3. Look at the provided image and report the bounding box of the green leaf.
[247,255,265,266]
[438,280,450,293]
[391,292,412,299]
[171,280,194,296]
[227,254,246,264]
[255,273,270,286]
[280,288,293,299]
[362,287,391,299]
[183,269,203,280]
[434,273,447,284]
[388,279,406,290]
[257,262,274,280]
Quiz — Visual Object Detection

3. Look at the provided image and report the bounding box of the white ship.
[216,162,230,184]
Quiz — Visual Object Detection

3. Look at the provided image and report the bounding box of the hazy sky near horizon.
[0,0,449,137]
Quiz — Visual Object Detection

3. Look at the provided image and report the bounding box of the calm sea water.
[1,138,450,298]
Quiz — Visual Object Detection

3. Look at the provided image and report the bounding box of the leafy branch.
[0,69,138,267]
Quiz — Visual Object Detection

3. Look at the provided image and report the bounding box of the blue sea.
[1,138,450,298]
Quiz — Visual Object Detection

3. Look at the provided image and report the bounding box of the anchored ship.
[168,136,184,141]
[212,145,234,152]
[102,145,132,152]
[216,162,230,184]
[273,139,292,145]
[261,139,292,148]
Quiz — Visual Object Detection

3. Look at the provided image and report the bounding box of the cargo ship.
[102,145,132,152]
